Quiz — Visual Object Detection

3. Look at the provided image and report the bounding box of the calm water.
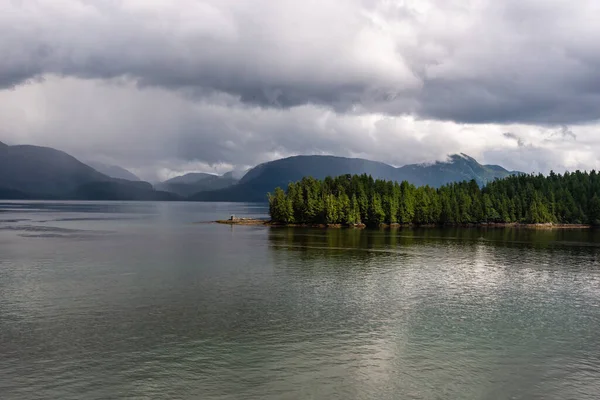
[1,201,600,400]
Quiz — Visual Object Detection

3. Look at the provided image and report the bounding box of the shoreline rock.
[215,219,593,229]
[215,218,270,226]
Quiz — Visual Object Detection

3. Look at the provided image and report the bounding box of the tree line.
[268,171,600,227]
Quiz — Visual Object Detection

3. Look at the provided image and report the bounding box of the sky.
[1,0,599,181]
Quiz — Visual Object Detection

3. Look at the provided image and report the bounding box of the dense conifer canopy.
[268,172,600,227]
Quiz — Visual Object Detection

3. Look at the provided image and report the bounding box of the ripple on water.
[1,203,600,399]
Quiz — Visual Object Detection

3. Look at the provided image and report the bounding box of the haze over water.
[1,201,600,399]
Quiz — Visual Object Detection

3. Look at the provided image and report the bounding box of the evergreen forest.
[268,171,600,227]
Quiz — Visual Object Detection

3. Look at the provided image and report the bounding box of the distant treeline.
[268,171,600,227]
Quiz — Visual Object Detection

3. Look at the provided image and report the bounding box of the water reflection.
[266,226,600,400]
[1,202,600,399]
[268,226,600,260]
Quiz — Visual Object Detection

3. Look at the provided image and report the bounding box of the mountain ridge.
[162,172,216,185]
[0,143,178,200]
[0,142,520,202]
[87,162,141,181]
[155,172,239,197]
[191,154,520,202]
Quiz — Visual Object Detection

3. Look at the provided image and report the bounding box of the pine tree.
[325,194,339,224]
[268,169,600,227]
[589,194,600,225]
[268,187,294,223]
[350,194,361,225]
[368,193,385,227]
[338,192,351,225]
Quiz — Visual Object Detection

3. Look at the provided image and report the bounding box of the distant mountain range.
[154,172,239,197]
[0,140,520,202]
[0,143,178,200]
[190,154,520,202]
[86,162,141,181]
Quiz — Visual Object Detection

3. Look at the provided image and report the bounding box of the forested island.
[267,171,600,228]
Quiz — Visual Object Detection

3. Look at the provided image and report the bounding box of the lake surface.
[1,201,600,399]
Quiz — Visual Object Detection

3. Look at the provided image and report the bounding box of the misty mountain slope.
[0,143,177,200]
[395,154,517,187]
[73,181,180,201]
[0,144,113,196]
[87,162,141,181]
[191,155,398,202]
[190,154,519,202]
[239,155,398,184]
[162,173,215,185]
[156,172,239,197]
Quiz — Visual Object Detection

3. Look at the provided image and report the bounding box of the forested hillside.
[268,171,600,227]
[191,154,517,202]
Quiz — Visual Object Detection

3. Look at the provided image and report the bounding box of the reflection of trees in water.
[267,226,600,260]
[268,228,402,253]
[264,227,600,400]
[267,228,407,268]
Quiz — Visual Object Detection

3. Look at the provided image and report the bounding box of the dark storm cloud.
[417,78,600,125]
[1,0,600,125]
[0,0,418,114]
[2,0,600,179]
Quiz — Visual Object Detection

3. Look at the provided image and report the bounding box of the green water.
[1,201,599,399]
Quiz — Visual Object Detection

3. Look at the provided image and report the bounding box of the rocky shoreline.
[215,217,270,226]
[215,218,592,229]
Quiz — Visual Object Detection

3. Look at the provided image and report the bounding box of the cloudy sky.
[1,0,599,180]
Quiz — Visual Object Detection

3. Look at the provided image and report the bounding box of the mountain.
[393,154,518,187]
[73,181,180,201]
[0,187,32,199]
[87,162,141,181]
[0,143,518,203]
[161,172,214,185]
[155,172,239,197]
[190,154,519,202]
[0,143,177,200]
[0,144,113,197]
